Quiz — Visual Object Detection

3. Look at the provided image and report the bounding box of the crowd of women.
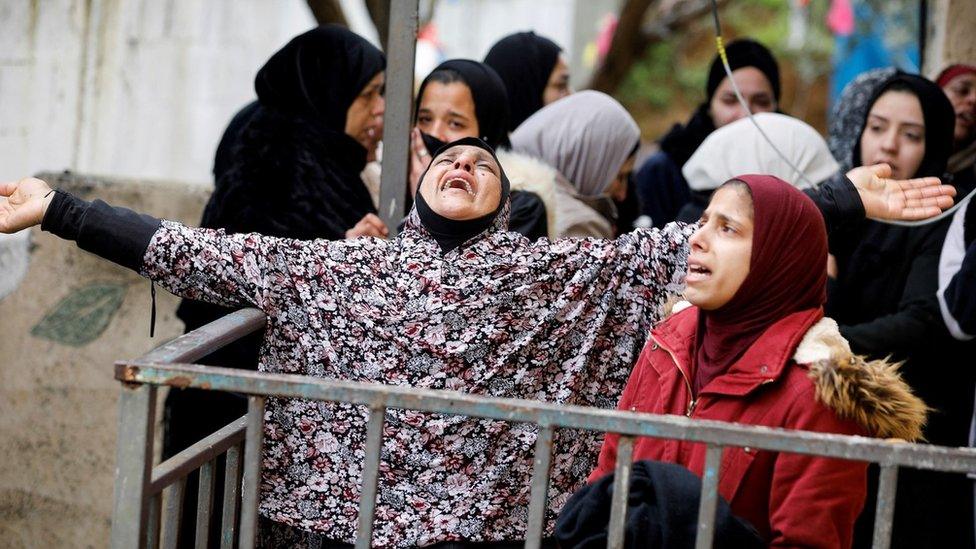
[2,23,975,549]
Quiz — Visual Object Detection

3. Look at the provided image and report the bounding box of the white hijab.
[510,90,640,197]
[682,112,839,191]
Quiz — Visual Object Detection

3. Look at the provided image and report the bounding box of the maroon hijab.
[693,175,828,394]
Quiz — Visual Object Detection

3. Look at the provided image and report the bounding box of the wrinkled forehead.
[431,145,499,170]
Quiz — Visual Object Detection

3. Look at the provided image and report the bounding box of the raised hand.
[345,213,389,239]
[408,127,432,196]
[847,163,956,221]
[0,177,54,234]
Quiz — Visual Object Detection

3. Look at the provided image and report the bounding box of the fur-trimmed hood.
[670,301,928,441]
[497,149,617,239]
[794,316,928,442]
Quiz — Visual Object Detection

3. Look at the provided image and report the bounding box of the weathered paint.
[112,317,976,548]
[30,281,126,346]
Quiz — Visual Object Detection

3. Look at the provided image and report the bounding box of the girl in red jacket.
[589,174,927,548]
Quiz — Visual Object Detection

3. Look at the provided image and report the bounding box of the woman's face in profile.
[416,82,480,143]
[345,72,386,151]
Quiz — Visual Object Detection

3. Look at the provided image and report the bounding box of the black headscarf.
[484,31,562,131]
[415,59,511,149]
[414,137,511,254]
[852,72,956,179]
[255,24,386,131]
[659,38,781,168]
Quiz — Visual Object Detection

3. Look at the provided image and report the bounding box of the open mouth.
[440,176,475,196]
[959,111,974,126]
[686,262,712,283]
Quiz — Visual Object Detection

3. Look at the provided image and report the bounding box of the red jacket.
[589,305,927,548]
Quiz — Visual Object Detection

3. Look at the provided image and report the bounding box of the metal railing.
[109,308,976,549]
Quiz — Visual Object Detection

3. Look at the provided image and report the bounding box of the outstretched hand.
[847,164,956,221]
[0,177,54,234]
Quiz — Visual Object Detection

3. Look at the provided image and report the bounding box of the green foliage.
[617,0,835,133]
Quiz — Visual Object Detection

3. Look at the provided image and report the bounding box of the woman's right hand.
[345,213,389,239]
[408,127,432,196]
[0,177,54,234]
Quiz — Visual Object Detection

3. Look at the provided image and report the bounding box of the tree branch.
[365,0,390,51]
[306,0,348,26]
[589,0,730,94]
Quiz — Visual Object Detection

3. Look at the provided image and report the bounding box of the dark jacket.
[633,151,692,229]
[557,460,763,549]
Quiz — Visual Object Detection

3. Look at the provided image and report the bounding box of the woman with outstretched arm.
[0,137,954,547]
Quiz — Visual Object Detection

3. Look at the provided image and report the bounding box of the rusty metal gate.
[109,308,976,549]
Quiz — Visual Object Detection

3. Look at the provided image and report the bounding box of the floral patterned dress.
[140,203,693,547]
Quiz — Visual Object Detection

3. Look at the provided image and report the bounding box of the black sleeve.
[804,173,865,236]
[41,191,162,272]
[839,225,945,358]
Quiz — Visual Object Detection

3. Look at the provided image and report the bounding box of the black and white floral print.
[140,205,692,547]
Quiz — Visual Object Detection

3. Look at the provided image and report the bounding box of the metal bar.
[195,459,217,549]
[239,396,266,549]
[150,417,248,493]
[118,363,976,474]
[872,465,900,549]
[695,445,724,549]
[147,493,162,549]
[524,424,555,549]
[162,477,187,549]
[110,383,157,549]
[355,403,387,549]
[220,444,242,549]
[607,436,635,549]
[376,0,419,234]
[137,308,266,365]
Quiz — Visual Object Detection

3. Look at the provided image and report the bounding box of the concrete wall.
[0,173,210,547]
[432,0,623,90]
[0,1,315,185]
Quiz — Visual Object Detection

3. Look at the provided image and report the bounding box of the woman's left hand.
[0,177,54,234]
[847,163,956,220]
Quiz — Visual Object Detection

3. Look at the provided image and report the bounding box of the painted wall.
[0,173,211,547]
[0,1,315,185]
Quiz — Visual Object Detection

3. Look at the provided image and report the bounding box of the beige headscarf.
[510,90,640,197]
[682,112,839,191]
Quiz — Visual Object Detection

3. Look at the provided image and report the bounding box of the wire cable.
[707,0,974,226]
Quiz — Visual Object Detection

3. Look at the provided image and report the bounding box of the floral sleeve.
[621,221,697,302]
[139,221,316,311]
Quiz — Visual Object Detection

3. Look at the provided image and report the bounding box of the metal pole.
[377,0,419,235]
[110,383,157,549]
[356,403,388,549]
[239,397,266,549]
[525,425,555,549]
[872,465,900,549]
[695,445,724,549]
[607,437,635,549]
[220,444,242,549]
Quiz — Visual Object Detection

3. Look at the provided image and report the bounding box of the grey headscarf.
[828,67,898,172]
[510,90,640,197]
